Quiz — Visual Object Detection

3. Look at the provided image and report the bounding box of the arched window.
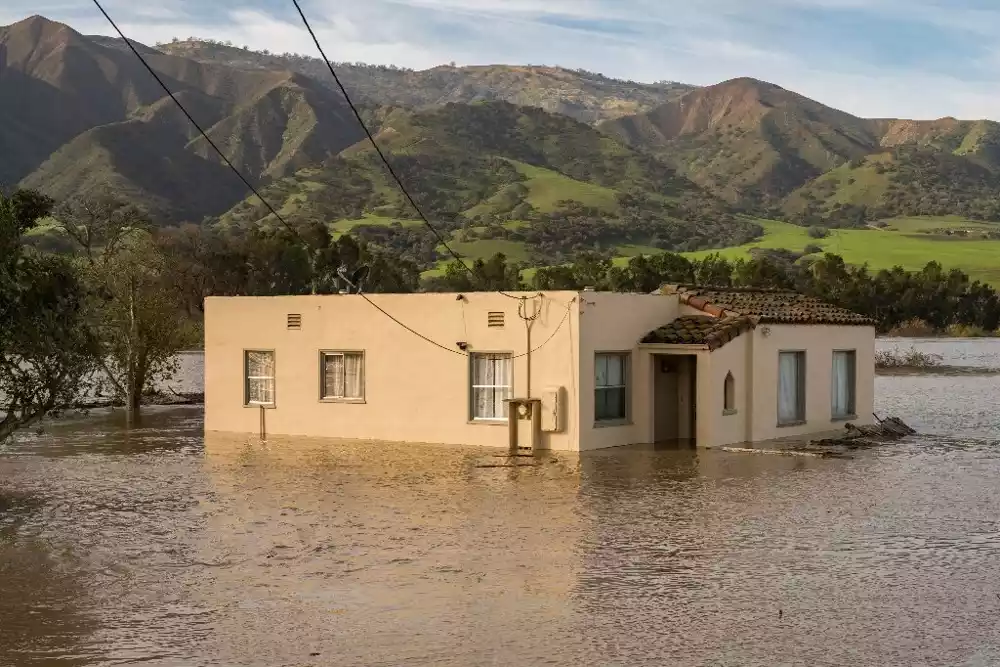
[723,371,736,414]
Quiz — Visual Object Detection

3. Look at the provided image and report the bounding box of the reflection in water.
[1,341,1000,665]
[0,494,97,667]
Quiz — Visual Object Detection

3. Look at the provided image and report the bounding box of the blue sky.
[5,0,1000,119]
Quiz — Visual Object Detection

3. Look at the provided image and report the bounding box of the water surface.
[3,341,1000,666]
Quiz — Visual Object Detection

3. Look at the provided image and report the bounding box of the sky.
[4,0,1000,120]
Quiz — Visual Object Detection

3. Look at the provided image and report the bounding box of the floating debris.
[810,415,916,449]
[714,415,916,459]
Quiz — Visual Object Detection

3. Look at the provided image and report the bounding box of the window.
[595,353,629,422]
[724,371,736,414]
[321,352,364,400]
[777,351,806,425]
[287,313,302,329]
[487,312,505,328]
[245,350,275,406]
[832,350,857,418]
[471,353,512,420]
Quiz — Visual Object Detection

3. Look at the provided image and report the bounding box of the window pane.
[323,354,345,398]
[596,388,626,421]
[471,354,512,419]
[247,351,274,378]
[344,353,364,399]
[246,351,274,405]
[832,351,855,417]
[606,355,624,386]
[248,377,274,404]
[778,352,804,423]
[595,355,609,388]
[473,387,510,419]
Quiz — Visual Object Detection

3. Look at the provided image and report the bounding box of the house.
[203,286,875,452]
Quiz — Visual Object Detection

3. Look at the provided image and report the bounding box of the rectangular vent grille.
[287,313,302,330]
[487,312,505,328]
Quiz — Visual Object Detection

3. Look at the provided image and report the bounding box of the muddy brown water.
[2,341,1000,666]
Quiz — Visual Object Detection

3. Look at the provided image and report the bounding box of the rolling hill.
[1,15,364,221]
[156,40,695,124]
[4,14,1000,282]
[221,101,759,267]
[602,78,1000,221]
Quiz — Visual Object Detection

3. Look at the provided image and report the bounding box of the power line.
[288,0,522,300]
[358,293,575,360]
[91,0,561,358]
[89,0,306,245]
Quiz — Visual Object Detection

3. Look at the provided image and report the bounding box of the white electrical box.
[541,386,564,433]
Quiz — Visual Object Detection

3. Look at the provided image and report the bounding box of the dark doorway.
[653,354,697,446]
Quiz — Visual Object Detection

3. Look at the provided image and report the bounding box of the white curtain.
[324,354,345,398]
[344,354,363,399]
[246,351,275,404]
[778,352,801,423]
[323,353,364,399]
[832,351,854,417]
[473,354,511,419]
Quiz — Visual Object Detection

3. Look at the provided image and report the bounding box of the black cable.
[288,0,522,300]
[91,0,561,358]
[89,0,305,245]
[357,293,574,359]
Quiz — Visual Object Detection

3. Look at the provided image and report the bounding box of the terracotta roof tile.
[660,285,875,326]
[642,315,756,350]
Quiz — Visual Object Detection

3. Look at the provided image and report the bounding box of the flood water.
[2,341,1000,666]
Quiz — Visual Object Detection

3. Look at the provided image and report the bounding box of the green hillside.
[221,101,760,268]
[783,147,1000,224]
[683,217,1000,284]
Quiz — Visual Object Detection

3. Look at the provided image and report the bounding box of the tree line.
[433,248,1000,334]
[5,188,999,442]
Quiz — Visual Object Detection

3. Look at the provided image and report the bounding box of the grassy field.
[416,215,1000,285]
[684,218,1000,284]
[329,214,423,237]
[464,159,620,219]
[509,160,619,213]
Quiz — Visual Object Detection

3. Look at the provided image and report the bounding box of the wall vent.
[287,313,302,330]
[487,312,505,328]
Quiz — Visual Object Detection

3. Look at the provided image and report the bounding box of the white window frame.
[831,349,857,419]
[244,349,275,407]
[595,352,630,424]
[470,352,513,421]
[320,351,365,402]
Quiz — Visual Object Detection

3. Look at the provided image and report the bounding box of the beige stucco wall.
[702,333,751,448]
[204,291,875,452]
[748,324,876,442]
[575,292,680,451]
[204,291,584,451]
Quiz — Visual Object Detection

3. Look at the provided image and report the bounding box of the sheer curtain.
[246,351,275,404]
[473,354,511,419]
[344,354,363,399]
[323,353,364,399]
[778,352,801,423]
[831,351,854,417]
[324,354,345,398]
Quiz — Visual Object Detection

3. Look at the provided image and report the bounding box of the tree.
[0,190,96,443]
[56,198,196,423]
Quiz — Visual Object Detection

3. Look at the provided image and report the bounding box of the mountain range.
[3,15,1000,269]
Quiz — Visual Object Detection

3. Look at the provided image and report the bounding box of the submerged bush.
[944,323,989,338]
[875,347,943,369]
[886,318,936,337]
